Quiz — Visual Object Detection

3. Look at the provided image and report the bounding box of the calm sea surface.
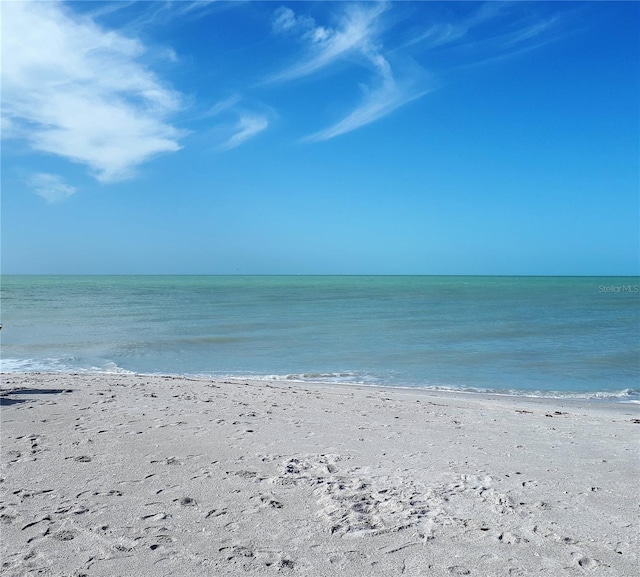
[1,276,638,400]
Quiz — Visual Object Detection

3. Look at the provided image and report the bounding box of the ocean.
[1,276,638,401]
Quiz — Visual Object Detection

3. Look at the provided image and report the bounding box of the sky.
[1,0,638,275]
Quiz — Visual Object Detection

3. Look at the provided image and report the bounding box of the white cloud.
[272,6,320,38]
[204,95,242,118]
[408,22,469,50]
[218,114,269,151]
[202,95,270,151]
[497,16,560,48]
[271,3,389,83]
[27,172,78,203]
[272,7,299,34]
[175,1,221,18]
[1,115,16,138]
[305,71,431,143]
[408,2,562,61]
[272,3,430,141]
[283,1,565,142]
[1,1,183,183]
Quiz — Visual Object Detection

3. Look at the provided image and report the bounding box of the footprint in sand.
[219,543,295,571]
[448,566,471,575]
[7,450,22,462]
[73,455,92,462]
[257,494,283,509]
[498,531,523,544]
[205,508,228,519]
[53,529,76,541]
[572,553,599,570]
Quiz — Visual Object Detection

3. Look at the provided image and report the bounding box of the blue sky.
[2,0,638,275]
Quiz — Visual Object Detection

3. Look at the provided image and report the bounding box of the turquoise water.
[1,276,638,400]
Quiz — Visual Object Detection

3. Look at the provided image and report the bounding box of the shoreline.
[2,371,639,576]
[1,369,637,405]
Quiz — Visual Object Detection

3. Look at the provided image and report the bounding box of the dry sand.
[1,372,638,576]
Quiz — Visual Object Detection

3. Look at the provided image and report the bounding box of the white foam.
[189,371,640,403]
[0,357,76,372]
[2,361,636,403]
[0,357,134,375]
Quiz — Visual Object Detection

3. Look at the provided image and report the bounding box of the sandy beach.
[1,372,638,576]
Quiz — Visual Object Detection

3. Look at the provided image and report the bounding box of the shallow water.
[1,275,638,400]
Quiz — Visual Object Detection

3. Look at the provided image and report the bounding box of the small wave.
[0,357,134,375]
[0,357,77,372]
[211,371,384,386]
[287,372,380,383]
[406,384,640,402]
[2,360,636,403]
[195,371,640,403]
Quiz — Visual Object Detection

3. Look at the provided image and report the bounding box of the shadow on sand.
[0,388,73,406]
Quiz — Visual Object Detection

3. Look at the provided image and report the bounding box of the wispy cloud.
[407,1,563,64]
[298,1,564,143]
[271,2,430,141]
[97,0,231,34]
[27,173,78,203]
[270,3,388,82]
[204,95,242,119]
[1,1,184,183]
[305,67,432,143]
[174,1,223,18]
[204,96,270,151]
[218,114,269,151]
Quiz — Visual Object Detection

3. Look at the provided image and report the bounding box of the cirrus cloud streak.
[26,173,78,203]
[271,2,430,142]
